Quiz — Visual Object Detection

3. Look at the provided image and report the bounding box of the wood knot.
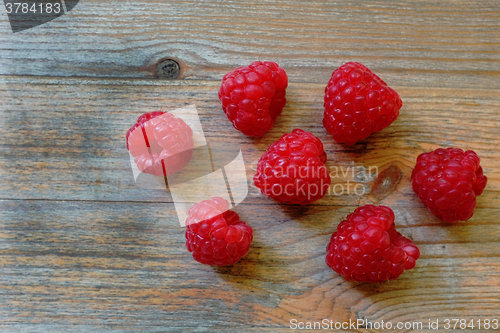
[370,165,402,202]
[156,59,180,79]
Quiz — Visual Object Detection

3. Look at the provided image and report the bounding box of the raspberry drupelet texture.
[411,148,487,223]
[326,205,420,283]
[185,197,253,266]
[218,61,288,136]
[126,111,194,176]
[253,129,331,205]
[323,62,402,145]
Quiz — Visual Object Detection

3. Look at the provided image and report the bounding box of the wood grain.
[1,200,500,332]
[1,0,500,331]
[1,74,500,331]
[1,77,499,206]
[0,0,499,87]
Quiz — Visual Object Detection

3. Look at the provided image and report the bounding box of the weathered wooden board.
[0,0,498,87]
[1,77,499,206]
[1,200,500,332]
[1,0,500,331]
[1,74,500,331]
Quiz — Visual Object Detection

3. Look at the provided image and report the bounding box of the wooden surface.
[0,0,499,332]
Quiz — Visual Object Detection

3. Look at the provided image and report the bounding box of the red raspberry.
[411,148,487,223]
[323,62,402,145]
[253,129,331,205]
[218,61,288,136]
[126,111,164,150]
[185,197,253,266]
[326,205,420,283]
[126,112,194,176]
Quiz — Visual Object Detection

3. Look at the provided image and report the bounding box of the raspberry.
[326,205,420,283]
[126,111,194,176]
[126,111,164,150]
[253,129,331,205]
[411,148,487,223]
[218,61,288,136]
[323,62,402,145]
[185,197,253,266]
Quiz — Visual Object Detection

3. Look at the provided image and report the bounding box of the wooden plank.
[0,0,498,87]
[1,76,499,208]
[1,0,499,329]
[1,200,500,331]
